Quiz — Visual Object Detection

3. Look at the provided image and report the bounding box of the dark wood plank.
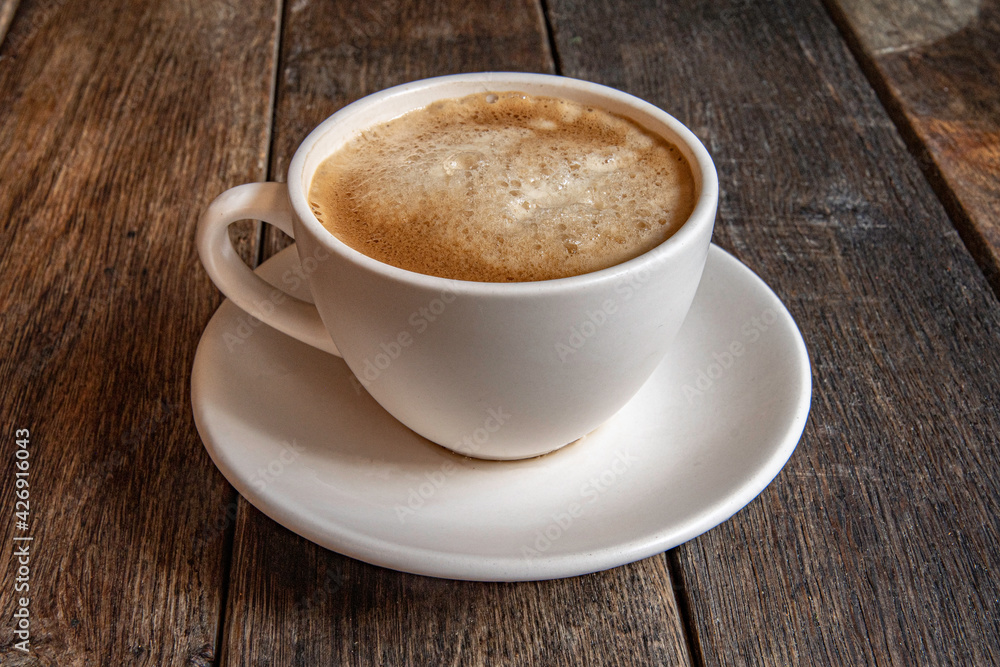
[547,0,1000,663]
[825,0,1000,296]
[0,0,279,662]
[221,1,693,665]
[226,519,691,666]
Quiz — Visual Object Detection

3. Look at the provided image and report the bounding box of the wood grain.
[225,519,691,666]
[3,0,997,663]
[826,0,1000,296]
[0,0,279,662]
[546,0,1000,663]
[220,0,692,665]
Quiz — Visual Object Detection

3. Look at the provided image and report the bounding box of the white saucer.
[192,245,811,581]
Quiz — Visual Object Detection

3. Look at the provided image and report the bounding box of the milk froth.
[309,92,695,282]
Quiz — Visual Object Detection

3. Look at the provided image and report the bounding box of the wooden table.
[2,0,999,664]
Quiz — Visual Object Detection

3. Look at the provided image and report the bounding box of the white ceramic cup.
[197,72,717,460]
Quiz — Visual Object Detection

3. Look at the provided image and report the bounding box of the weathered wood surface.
[224,521,692,666]
[546,0,1000,664]
[2,0,1000,664]
[223,0,694,665]
[827,0,1000,295]
[0,0,279,663]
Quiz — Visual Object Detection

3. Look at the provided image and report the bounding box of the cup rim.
[287,72,718,295]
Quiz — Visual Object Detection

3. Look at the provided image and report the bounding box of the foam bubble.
[309,92,696,282]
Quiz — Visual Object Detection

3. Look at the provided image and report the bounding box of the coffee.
[308,91,695,282]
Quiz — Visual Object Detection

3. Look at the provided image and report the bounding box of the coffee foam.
[309,92,695,282]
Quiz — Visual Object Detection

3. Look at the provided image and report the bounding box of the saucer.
[191,244,811,581]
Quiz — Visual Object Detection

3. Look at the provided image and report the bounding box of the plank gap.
[212,491,240,667]
[264,0,285,184]
[666,550,707,667]
[538,0,564,75]
[253,0,287,270]
[252,220,266,268]
[819,0,1000,302]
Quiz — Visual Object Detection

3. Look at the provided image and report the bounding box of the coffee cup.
[197,72,717,460]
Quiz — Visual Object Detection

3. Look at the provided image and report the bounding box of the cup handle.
[196,182,341,357]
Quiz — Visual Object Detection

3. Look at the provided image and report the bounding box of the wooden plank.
[221,0,693,665]
[0,0,279,663]
[546,0,1000,664]
[825,0,1000,296]
[225,520,691,665]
